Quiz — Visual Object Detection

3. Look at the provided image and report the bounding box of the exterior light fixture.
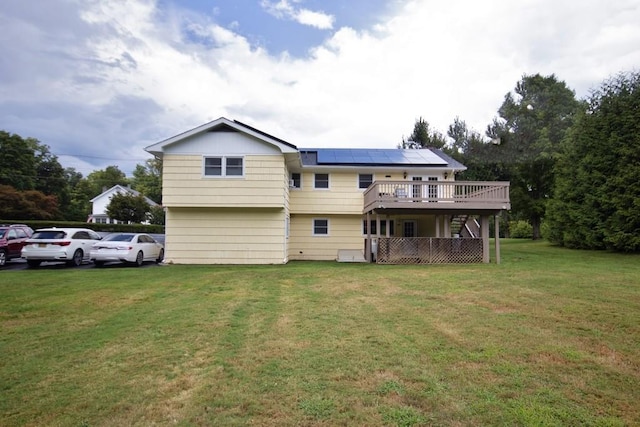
[403,171,407,179]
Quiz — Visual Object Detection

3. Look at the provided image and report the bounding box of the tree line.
[2,70,638,250]
[0,134,163,224]
[401,70,639,252]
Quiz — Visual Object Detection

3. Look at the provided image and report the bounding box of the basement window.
[313,218,329,236]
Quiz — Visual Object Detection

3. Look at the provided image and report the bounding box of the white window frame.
[312,218,329,236]
[225,157,244,177]
[362,219,395,236]
[314,173,330,190]
[358,173,374,190]
[203,156,245,178]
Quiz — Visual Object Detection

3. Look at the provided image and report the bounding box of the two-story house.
[145,117,510,265]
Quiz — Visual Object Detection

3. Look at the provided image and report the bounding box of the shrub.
[509,220,533,239]
[0,219,164,234]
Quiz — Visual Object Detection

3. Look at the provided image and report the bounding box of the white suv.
[21,228,102,268]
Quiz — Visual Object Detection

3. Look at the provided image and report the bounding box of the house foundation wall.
[164,207,288,264]
[289,214,363,261]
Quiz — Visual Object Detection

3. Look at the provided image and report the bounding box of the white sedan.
[90,233,164,267]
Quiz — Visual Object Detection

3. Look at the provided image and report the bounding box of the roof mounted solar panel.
[312,148,447,165]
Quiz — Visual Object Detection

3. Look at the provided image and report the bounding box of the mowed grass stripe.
[1,240,639,426]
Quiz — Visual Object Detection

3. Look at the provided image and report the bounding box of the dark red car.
[0,224,34,267]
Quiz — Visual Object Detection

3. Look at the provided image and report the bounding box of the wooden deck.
[363,181,510,214]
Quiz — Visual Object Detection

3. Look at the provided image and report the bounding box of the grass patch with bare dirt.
[1,240,639,426]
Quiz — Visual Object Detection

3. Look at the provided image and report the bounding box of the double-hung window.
[290,172,301,189]
[314,173,329,189]
[226,157,244,176]
[358,174,373,189]
[313,219,329,236]
[204,156,244,177]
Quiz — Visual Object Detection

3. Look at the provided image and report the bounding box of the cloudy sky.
[1,0,639,176]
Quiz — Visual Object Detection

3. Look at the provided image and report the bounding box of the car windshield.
[104,234,135,242]
[32,231,67,239]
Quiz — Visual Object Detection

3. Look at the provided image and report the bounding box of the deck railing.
[363,181,510,212]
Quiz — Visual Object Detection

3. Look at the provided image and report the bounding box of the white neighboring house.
[88,185,159,224]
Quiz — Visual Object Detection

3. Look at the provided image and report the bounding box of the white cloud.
[294,8,335,30]
[1,0,639,175]
[260,0,334,29]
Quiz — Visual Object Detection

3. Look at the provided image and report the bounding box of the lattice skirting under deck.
[376,237,483,264]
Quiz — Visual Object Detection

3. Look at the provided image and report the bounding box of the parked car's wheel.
[0,249,6,267]
[93,260,105,267]
[67,249,83,267]
[27,260,41,268]
[156,249,164,264]
[135,251,143,267]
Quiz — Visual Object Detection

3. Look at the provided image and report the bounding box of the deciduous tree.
[106,192,150,224]
[0,184,59,220]
[147,205,165,225]
[0,131,37,191]
[131,158,162,204]
[85,166,129,198]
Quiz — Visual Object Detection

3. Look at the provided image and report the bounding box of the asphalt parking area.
[1,259,163,271]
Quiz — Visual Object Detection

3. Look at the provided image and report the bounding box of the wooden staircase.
[451,215,480,238]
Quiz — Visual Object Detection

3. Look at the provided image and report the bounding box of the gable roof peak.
[145,117,298,156]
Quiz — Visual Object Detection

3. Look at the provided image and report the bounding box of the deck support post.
[443,215,451,238]
[481,215,490,263]
[385,215,390,237]
[365,212,371,262]
[375,214,381,262]
[495,214,501,264]
[435,215,441,237]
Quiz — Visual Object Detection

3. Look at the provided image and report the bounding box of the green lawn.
[1,240,639,426]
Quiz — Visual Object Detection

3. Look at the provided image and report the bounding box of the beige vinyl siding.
[289,172,364,214]
[416,216,437,237]
[385,215,438,237]
[163,154,287,207]
[284,165,291,212]
[289,214,363,260]
[165,207,287,264]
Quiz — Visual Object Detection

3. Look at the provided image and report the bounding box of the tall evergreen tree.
[487,74,581,239]
[547,71,640,251]
[446,117,501,181]
[400,117,447,149]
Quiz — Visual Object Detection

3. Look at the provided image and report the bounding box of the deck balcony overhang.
[363,181,511,215]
